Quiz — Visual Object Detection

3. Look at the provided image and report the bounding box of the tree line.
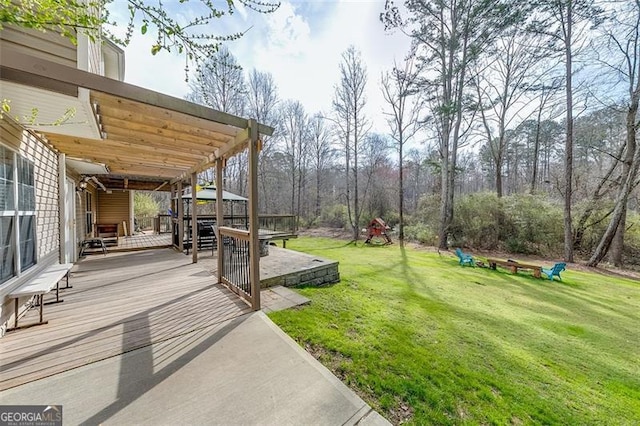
[190,0,639,268]
[5,0,637,268]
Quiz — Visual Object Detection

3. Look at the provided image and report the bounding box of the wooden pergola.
[0,49,273,310]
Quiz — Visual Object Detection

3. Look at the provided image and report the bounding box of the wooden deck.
[0,249,251,391]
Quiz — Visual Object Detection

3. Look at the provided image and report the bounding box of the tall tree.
[246,69,279,213]
[588,0,640,266]
[187,46,247,194]
[279,100,309,226]
[187,46,246,115]
[308,114,336,219]
[531,0,603,262]
[333,46,369,241]
[381,56,423,245]
[472,23,543,197]
[382,0,521,249]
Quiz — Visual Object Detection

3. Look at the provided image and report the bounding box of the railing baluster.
[218,226,253,306]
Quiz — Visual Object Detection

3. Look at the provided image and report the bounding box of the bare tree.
[187,46,246,115]
[588,0,640,266]
[308,114,337,219]
[333,46,370,241]
[381,56,423,245]
[382,0,521,249]
[246,69,279,212]
[473,25,544,198]
[186,46,247,193]
[279,100,309,226]
[531,0,603,262]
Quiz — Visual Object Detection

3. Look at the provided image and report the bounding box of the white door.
[64,178,76,263]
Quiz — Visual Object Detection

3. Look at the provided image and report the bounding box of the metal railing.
[258,215,297,232]
[135,216,154,231]
[179,214,297,233]
[134,215,172,234]
[156,214,172,233]
[219,227,253,305]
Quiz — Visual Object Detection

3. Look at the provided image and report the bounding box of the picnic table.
[486,258,542,278]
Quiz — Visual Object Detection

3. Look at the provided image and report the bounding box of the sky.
[111,0,412,133]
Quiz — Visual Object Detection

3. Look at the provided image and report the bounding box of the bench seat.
[7,262,73,330]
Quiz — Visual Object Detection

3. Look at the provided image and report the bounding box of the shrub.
[503,194,563,256]
[452,192,509,250]
[320,204,349,228]
[404,223,438,245]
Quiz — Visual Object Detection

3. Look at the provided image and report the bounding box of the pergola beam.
[171,128,250,184]
[1,49,274,136]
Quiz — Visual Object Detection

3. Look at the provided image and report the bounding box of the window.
[85,191,93,236]
[0,144,36,284]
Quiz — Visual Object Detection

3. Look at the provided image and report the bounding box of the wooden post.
[58,153,67,264]
[216,159,224,284]
[248,119,260,311]
[170,184,177,250]
[177,181,184,253]
[191,172,198,263]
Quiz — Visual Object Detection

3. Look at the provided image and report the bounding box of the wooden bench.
[486,258,542,278]
[7,263,73,330]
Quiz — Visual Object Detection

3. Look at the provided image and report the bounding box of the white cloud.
[120,0,412,132]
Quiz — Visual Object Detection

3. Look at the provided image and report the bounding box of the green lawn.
[267,237,640,425]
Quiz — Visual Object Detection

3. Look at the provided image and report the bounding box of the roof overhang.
[0,48,273,187]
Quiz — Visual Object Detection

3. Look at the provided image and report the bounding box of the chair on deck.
[455,248,475,266]
[542,262,566,281]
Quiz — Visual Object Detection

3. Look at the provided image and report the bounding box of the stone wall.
[261,262,340,289]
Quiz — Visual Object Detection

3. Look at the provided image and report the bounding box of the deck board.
[0,249,251,391]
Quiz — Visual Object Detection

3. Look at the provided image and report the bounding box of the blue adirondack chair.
[542,262,566,281]
[455,248,475,266]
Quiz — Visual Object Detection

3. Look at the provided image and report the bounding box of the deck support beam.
[216,159,224,285]
[191,172,198,263]
[248,119,260,311]
[177,181,184,253]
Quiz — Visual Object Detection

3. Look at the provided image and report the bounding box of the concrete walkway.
[1,312,389,425]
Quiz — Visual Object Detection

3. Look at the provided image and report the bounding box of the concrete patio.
[0,249,388,425]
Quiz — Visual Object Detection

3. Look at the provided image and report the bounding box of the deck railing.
[258,214,297,232]
[179,214,297,233]
[219,226,253,305]
[134,215,172,234]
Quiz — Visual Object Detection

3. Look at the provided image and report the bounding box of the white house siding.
[88,37,103,76]
[0,26,77,68]
[0,117,60,335]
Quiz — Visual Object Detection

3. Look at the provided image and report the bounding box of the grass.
[267,237,640,425]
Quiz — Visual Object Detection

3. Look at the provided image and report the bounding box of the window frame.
[85,190,93,236]
[0,143,37,285]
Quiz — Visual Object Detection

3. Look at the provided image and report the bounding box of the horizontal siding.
[88,38,103,75]
[0,26,76,68]
[0,117,60,336]
[97,191,129,237]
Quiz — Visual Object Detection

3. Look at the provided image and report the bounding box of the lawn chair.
[455,248,475,266]
[542,262,566,281]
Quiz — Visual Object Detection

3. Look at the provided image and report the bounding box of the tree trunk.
[315,169,321,218]
[573,143,624,251]
[399,138,405,245]
[496,155,503,198]
[609,207,627,265]
[563,5,575,263]
[588,89,639,266]
[530,100,544,194]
